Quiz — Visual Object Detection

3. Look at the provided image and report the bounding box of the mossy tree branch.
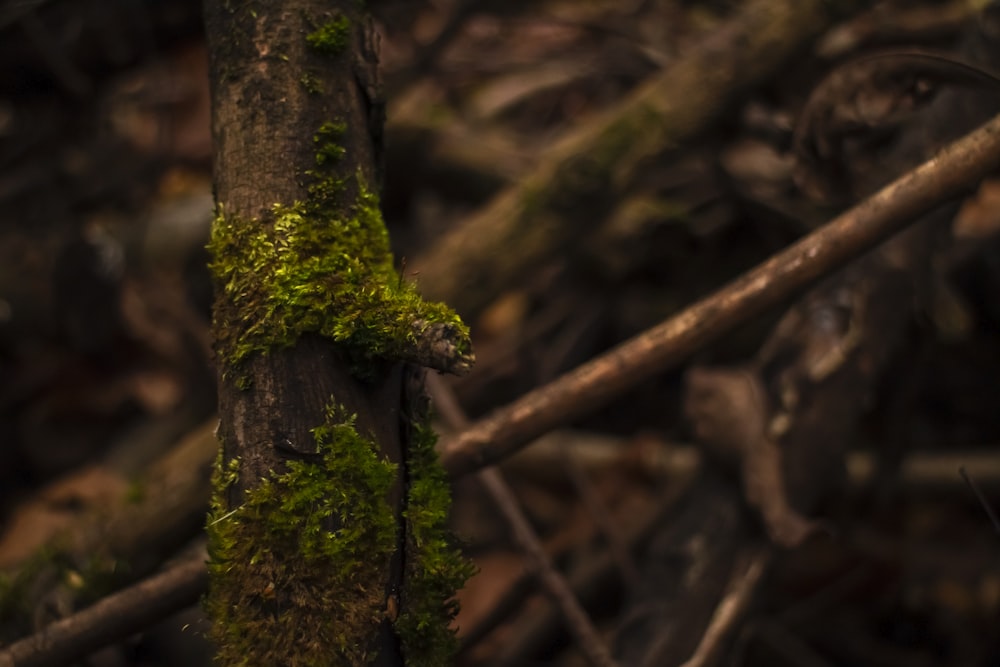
[412,0,866,320]
[202,2,472,665]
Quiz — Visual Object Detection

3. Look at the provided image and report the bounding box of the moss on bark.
[207,120,470,387]
[206,406,397,666]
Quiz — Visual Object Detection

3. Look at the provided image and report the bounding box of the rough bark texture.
[203,4,402,664]
[202,3,471,665]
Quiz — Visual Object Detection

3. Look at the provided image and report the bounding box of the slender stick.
[441,112,1000,478]
[8,104,1000,667]
[563,447,643,593]
[0,550,207,667]
[959,465,1000,534]
[679,547,771,667]
[427,374,621,667]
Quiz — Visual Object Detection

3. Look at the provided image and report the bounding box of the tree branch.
[426,374,619,667]
[413,0,862,318]
[440,110,1000,477]
[0,550,207,667]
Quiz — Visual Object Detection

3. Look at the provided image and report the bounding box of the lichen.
[306,14,351,56]
[205,405,398,666]
[207,119,469,385]
[398,418,476,665]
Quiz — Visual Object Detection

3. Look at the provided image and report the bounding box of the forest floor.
[2,1,1000,665]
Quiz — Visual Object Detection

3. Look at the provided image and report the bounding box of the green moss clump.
[206,108,471,664]
[300,72,324,95]
[397,419,476,665]
[205,405,398,666]
[306,15,351,56]
[313,120,347,166]
[207,119,469,383]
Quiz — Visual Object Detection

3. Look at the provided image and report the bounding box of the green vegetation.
[205,404,473,665]
[398,418,476,664]
[207,120,469,387]
[306,14,351,56]
[300,71,324,95]
[206,62,472,663]
[205,408,398,666]
[0,546,128,643]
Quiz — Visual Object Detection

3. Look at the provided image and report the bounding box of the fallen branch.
[9,108,1000,664]
[427,374,619,667]
[10,69,1000,667]
[413,0,862,318]
[679,547,771,667]
[439,109,1000,478]
[0,548,207,667]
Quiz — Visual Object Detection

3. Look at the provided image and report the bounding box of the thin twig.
[477,468,621,667]
[427,374,621,667]
[10,107,1000,667]
[679,547,771,667]
[743,619,838,667]
[0,549,207,667]
[562,445,643,593]
[959,465,1000,535]
[18,11,91,97]
[457,479,689,661]
[440,110,1000,478]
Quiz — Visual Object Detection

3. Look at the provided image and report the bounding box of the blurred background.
[1,0,1000,665]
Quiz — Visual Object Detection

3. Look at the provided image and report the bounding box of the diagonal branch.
[413,0,863,318]
[440,110,1000,478]
[0,549,207,667]
[8,106,1000,667]
[426,374,620,667]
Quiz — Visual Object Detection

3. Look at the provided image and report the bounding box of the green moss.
[313,120,347,166]
[125,479,146,504]
[206,111,471,663]
[397,419,475,665]
[300,72,324,95]
[306,14,351,56]
[205,405,398,666]
[207,119,469,383]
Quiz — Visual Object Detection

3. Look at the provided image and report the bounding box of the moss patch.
[205,405,398,666]
[398,418,476,665]
[306,14,351,56]
[207,120,468,385]
[299,72,324,95]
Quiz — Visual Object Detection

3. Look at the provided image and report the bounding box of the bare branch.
[440,110,1000,478]
[427,374,620,667]
[414,0,860,318]
[959,466,1000,535]
[0,550,207,667]
[679,548,771,667]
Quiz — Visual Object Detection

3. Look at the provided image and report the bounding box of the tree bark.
[202,3,471,665]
